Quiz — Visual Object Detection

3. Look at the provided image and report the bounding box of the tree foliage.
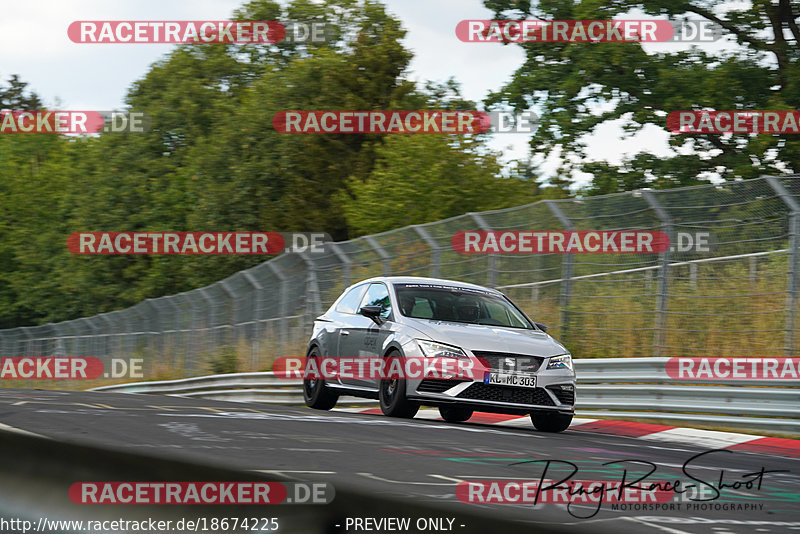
[483,0,800,194]
[0,1,541,328]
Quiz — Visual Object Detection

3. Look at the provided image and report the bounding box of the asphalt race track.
[0,388,797,534]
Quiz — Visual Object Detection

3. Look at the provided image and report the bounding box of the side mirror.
[535,322,549,332]
[360,305,385,325]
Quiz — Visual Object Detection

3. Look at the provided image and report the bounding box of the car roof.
[352,276,501,294]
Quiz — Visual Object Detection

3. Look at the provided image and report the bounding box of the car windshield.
[394,283,534,329]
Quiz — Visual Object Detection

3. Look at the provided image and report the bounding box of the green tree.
[342,134,538,234]
[0,0,552,327]
[0,74,43,110]
[484,0,800,193]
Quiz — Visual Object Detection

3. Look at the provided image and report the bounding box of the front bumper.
[400,338,576,414]
[407,370,576,414]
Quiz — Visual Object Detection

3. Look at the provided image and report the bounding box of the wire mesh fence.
[1,175,797,380]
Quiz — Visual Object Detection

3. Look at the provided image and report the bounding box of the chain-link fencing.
[1,175,797,381]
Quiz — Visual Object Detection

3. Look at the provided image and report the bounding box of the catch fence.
[1,175,797,379]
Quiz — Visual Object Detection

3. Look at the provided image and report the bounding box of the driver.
[456,298,480,323]
[399,294,416,316]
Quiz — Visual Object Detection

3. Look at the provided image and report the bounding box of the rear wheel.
[303,349,339,410]
[379,351,419,418]
[438,405,473,423]
[530,411,573,433]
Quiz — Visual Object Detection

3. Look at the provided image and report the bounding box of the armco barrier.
[92,371,355,405]
[91,358,800,437]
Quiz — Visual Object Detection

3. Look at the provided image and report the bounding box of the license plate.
[484,372,536,388]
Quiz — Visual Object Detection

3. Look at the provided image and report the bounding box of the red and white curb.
[335,407,800,459]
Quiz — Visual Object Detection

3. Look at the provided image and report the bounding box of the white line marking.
[357,472,461,486]
[0,422,47,438]
[627,517,694,534]
[644,427,760,449]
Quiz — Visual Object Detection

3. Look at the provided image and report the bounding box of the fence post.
[765,176,799,356]
[266,263,289,355]
[241,272,263,368]
[642,190,673,358]
[298,252,323,336]
[196,289,216,372]
[79,317,99,358]
[218,281,237,351]
[96,313,114,358]
[18,327,34,356]
[142,299,160,357]
[328,243,352,287]
[129,305,149,361]
[107,310,125,358]
[163,293,182,367]
[52,323,71,357]
[365,236,391,276]
[412,225,441,278]
[545,201,574,340]
[469,213,496,287]
[123,309,138,358]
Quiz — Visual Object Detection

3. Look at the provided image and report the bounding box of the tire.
[303,349,339,410]
[530,411,573,433]
[438,405,473,423]
[379,351,419,418]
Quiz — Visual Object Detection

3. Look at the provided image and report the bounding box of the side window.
[359,283,392,319]
[335,285,366,314]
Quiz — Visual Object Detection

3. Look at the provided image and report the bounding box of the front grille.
[458,383,554,406]
[471,351,543,373]
[547,385,575,405]
[417,378,469,394]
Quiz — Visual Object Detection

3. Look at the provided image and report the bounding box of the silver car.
[303,276,576,432]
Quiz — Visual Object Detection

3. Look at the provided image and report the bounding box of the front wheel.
[439,405,473,423]
[531,411,572,433]
[303,349,339,410]
[379,352,419,418]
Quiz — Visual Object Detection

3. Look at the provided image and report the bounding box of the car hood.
[403,318,568,357]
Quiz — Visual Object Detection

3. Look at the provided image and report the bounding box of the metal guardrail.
[91,371,345,406]
[91,358,800,436]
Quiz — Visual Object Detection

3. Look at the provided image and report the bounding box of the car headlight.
[416,340,468,359]
[547,354,573,370]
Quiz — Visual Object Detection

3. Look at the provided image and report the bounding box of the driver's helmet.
[399,294,415,315]
[456,297,480,322]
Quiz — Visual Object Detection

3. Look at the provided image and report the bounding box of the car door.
[329,284,367,386]
[338,282,395,389]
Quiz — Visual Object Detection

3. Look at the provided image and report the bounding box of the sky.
[0,0,728,187]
